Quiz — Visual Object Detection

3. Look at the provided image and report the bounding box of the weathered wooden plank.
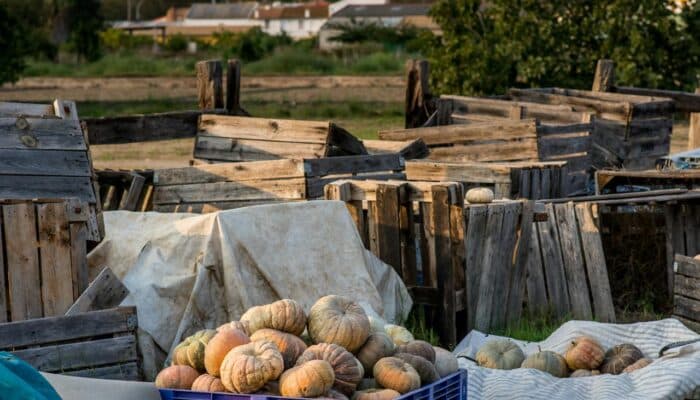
[37,203,74,317]
[154,199,299,213]
[613,86,700,113]
[363,139,429,159]
[428,140,539,163]
[0,307,137,348]
[449,185,466,314]
[405,59,433,129]
[531,168,542,200]
[399,202,417,286]
[196,60,224,110]
[0,149,89,177]
[0,117,82,135]
[673,315,700,333]
[53,99,79,121]
[592,59,616,92]
[431,185,456,348]
[0,211,5,322]
[506,201,534,326]
[327,124,368,156]
[84,111,201,145]
[474,204,505,331]
[65,267,129,316]
[538,203,571,317]
[525,223,548,314]
[306,173,406,200]
[575,203,616,322]
[685,204,699,258]
[0,101,54,117]
[674,295,700,322]
[0,176,95,203]
[538,134,590,159]
[194,135,326,162]
[375,183,403,274]
[63,362,140,381]
[199,114,329,143]
[155,159,305,186]
[405,161,512,184]
[539,167,552,200]
[3,203,42,321]
[465,205,488,331]
[118,174,146,211]
[490,202,521,329]
[675,275,700,301]
[420,202,435,288]
[554,202,593,320]
[12,335,137,373]
[153,178,307,204]
[379,120,538,145]
[70,223,89,300]
[666,206,686,297]
[675,254,700,279]
[304,154,404,177]
[226,59,242,114]
[443,95,588,124]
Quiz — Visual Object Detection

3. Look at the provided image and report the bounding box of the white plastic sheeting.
[88,201,412,380]
[455,319,700,400]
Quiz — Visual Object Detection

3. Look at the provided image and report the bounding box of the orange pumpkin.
[564,336,605,370]
[191,374,227,392]
[279,359,336,398]
[296,343,364,396]
[250,328,307,369]
[352,388,401,400]
[219,340,284,393]
[241,299,307,336]
[204,326,250,377]
[372,357,420,394]
[155,365,199,390]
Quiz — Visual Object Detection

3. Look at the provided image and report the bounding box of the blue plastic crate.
[159,370,467,400]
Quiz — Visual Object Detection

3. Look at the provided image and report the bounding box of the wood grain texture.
[199,114,329,143]
[538,203,571,317]
[65,267,129,316]
[0,149,89,177]
[465,205,488,331]
[85,111,200,144]
[592,59,616,92]
[70,223,89,300]
[64,362,140,381]
[490,202,521,329]
[37,202,74,317]
[0,212,5,322]
[375,183,403,274]
[431,185,456,348]
[379,120,538,144]
[506,201,534,326]
[156,159,305,185]
[675,254,700,279]
[0,176,95,203]
[474,204,505,331]
[196,60,224,110]
[153,177,307,204]
[525,223,548,314]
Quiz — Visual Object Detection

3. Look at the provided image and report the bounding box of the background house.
[255,2,329,39]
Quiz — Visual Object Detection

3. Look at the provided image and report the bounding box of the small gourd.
[466,188,494,204]
[564,336,605,370]
[395,340,435,363]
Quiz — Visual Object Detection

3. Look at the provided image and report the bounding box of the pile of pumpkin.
[155,295,460,399]
[475,336,651,377]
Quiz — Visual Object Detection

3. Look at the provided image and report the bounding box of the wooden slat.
[428,140,539,163]
[70,223,89,300]
[37,203,74,317]
[194,135,326,162]
[199,114,329,143]
[0,117,82,135]
[3,203,42,321]
[379,120,538,145]
[0,176,95,203]
[399,201,417,285]
[0,211,5,322]
[674,295,700,322]
[474,204,505,331]
[554,202,593,319]
[613,86,700,113]
[196,60,224,110]
[85,111,201,144]
[118,174,146,211]
[304,154,403,177]
[465,205,488,330]
[0,307,137,348]
[64,362,140,381]
[375,183,403,273]
[505,201,534,326]
[525,223,548,314]
[153,178,307,204]
[537,204,571,317]
[675,275,700,301]
[65,267,129,316]
[406,161,511,184]
[307,173,406,200]
[592,59,615,92]
[674,315,700,333]
[666,206,686,297]
[0,149,90,177]
[53,99,79,121]
[431,185,456,348]
[685,204,699,257]
[12,335,137,373]
[419,202,435,287]
[575,203,615,322]
[490,202,521,329]
[675,254,700,279]
[155,159,305,185]
[0,101,54,117]
[538,135,590,159]
[363,139,429,159]
[0,129,86,151]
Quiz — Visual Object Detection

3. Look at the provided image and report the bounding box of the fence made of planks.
[673,254,700,333]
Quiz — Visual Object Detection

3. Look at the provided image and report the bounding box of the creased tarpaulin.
[454,319,700,400]
[88,201,412,380]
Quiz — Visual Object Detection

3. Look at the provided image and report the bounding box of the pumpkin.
[323,389,350,400]
[308,295,370,353]
[356,332,395,373]
[204,326,250,377]
[521,351,569,378]
[257,381,280,395]
[357,378,378,390]
[217,320,251,336]
[622,357,651,373]
[569,369,600,378]
[600,344,644,375]
[383,325,414,346]
[433,347,459,377]
[250,328,307,369]
[219,340,284,393]
[466,188,494,204]
[241,299,307,336]
[564,336,605,370]
[475,339,525,370]
[352,389,401,400]
[296,343,364,396]
[191,374,227,392]
[173,329,217,372]
[373,357,420,394]
[368,316,387,333]
[279,359,335,398]
[394,352,440,384]
[155,365,199,390]
[395,340,435,363]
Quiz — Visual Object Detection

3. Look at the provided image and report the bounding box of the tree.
[425,0,698,96]
[0,2,28,84]
[66,0,104,61]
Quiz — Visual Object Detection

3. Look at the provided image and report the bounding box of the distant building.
[319,3,433,50]
[255,2,329,39]
[329,0,388,16]
[183,3,262,28]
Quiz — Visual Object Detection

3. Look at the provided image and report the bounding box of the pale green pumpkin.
[475,339,525,370]
[521,351,569,378]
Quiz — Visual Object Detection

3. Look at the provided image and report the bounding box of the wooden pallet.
[596,169,700,194]
[673,255,700,333]
[0,307,140,380]
[405,160,568,200]
[325,180,465,347]
[193,114,367,163]
[97,169,153,211]
[0,199,90,322]
[153,155,406,212]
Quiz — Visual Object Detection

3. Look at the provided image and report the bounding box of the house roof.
[187,3,258,19]
[332,4,430,18]
[257,3,329,19]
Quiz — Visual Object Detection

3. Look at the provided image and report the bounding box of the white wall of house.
[263,18,327,39]
[182,18,264,27]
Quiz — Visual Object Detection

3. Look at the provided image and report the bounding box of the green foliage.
[164,34,189,53]
[24,53,197,77]
[492,311,569,342]
[0,2,28,84]
[214,28,293,62]
[66,0,104,61]
[328,20,424,50]
[100,28,154,51]
[426,0,699,96]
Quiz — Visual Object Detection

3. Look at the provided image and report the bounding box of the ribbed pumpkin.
[466,188,494,204]
[395,340,435,363]
[296,343,364,396]
[219,340,284,393]
[217,320,251,336]
[357,378,378,390]
[600,344,644,375]
[356,332,395,373]
[475,339,525,370]
[191,374,227,392]
[241,299,307,336]
[564,336,605,370]
[155,365,200,389]
[320,389,351,400]
[352,388,401,400]
[307,295,370,353]
[569,369,600,378]
[173,329,217,372]
[384,325,414,346]
[250,328,307,369]
[373,357,420,394]
[279,359,336,398]
[204,326,250,377]
[256,381,280,395]
[433,347,459,378]
[622,357,651,373]
[394,352,440,384]
[521,351,569,378]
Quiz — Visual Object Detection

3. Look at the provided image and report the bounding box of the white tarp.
[88,201,412,380]
[455,319,700,400]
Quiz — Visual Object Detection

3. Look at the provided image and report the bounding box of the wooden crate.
[673,255,700,332]
[508,88,674,170]
[193,114,367,163]
[97,169,154,211]
[153,155,405,212]
[596,169,700,194]
[0,307,141,380]
[0,199,90,322]
[325,180,465,347]
[363,139,429,160]
[0,99,78,120]
[405,160,568,200]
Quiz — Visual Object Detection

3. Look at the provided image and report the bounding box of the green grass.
[404,309,441,347]
[25,53,200,78]
[492,312,570,342]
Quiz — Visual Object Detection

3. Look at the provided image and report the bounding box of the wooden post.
[405,59,433,129]
[226,59,242,115]
[196,60,224,110]
[592,59,615,92]
[431,184,455,348]
[688,88,700,150]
